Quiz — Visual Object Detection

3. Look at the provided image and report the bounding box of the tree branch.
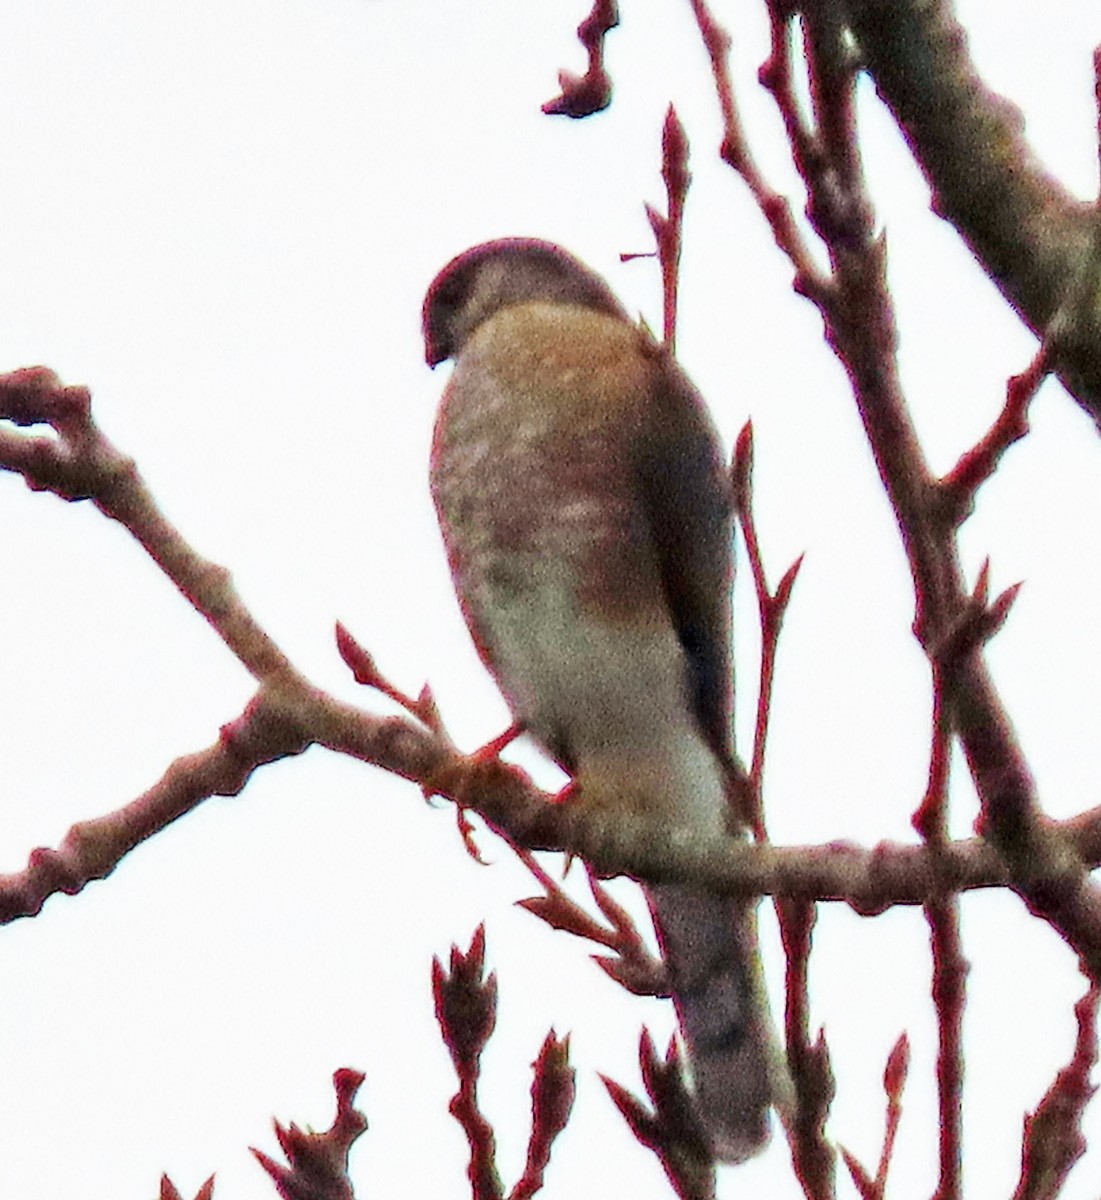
[1,358,1098,953]
[838,0,1101,425]
[689,0,1101,980]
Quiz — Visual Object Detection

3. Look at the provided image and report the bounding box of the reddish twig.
[335,621,443,732]
[731,420,803,836]
[0,686,312,923]
[252,1068,368,1200]
[514,850,618,949]
[938,348,1049,524]
[433,928,575,1200]
[759,4,817,172]
[876,1034,909,1191]
[840,1149,876,1200]
[913,612,967,1200]
[777,898,836,1200]
[641,106,691,350]
[686,0,828,301]
[840,1033,909,1200]
[514,849,665,996]
[728,0,1101,978]
[6,651,1101,927]
[542,0,619,118]
[509,1033,576,1200]
[4,663,1101,925]
[159,1175,215,1200]
[732,415,825,1193]
[3,372,1101,938]
[838,0,1099,423]
[337,621,527,858]
[926,895,965,1200]
[601,1032,715,1200]
[919,561,1022,679]
[1012,984,1099,1200]
[432,926,503,1200]
[0,368,291,682]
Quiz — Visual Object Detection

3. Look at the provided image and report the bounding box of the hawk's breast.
[430,301,689,766]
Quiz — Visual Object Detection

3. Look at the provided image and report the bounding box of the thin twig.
[875,1034,909,1191]
[0,367,290,682]
[433,927,503,1200]
[686,0,830,301]
[251,1069,368,1200]
[647,105,691,350]
[542,0,619,118]
[912,647,965,1200]
[731,420,803,837]
[778,899,836,1200]
[1012,984,1099,1199]
[601,1033,716,1200]
[938,347,1049,524]
[509,1032,576,1200]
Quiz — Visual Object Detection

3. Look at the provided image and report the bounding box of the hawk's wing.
[633,343,738,778]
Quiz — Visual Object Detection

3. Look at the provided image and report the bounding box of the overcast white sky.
[1,2,1100,1198]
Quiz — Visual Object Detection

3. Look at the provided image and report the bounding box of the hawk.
[423,238,777,1161]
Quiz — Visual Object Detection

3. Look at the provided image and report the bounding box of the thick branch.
[839,0,1101,423]
[6,672,1101,920]
[0,685,311,922]
[0,367,290,681]
[2,368,1098,943]
[710,0,1101,979]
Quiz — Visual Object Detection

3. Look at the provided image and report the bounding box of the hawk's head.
[422,238,627,366]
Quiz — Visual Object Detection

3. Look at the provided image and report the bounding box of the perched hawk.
[423,238,777,1162]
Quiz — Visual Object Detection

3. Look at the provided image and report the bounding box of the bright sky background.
[0,2,1100,1198]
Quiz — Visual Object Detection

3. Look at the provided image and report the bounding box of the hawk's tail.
[647,882,780,1162]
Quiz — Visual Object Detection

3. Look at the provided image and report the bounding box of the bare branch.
[876,1034,909,1191]
[914,633,965,1200]
[937,349,1049,523]
[838,0,1101,424]
[6,660,1101,922]
[542,0,619,118]
[646,105,691,351]
[926,896,966,1200]
[706,0,1101,980]
[0,367,290,682]
[601,1033,716,1200]
[0,686,309,922]
[510,1033,576,1200]
[433,926,503,1200]
[251,1068,368,1200]
[731,420,804,834]
[687,0,831,301]
[840,1033,909,1200]
[1012,985,1099,1200]
[0,349,1097,966]
[778,899,837,1200]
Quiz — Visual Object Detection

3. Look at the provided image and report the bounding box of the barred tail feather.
[647,882,775,1162]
